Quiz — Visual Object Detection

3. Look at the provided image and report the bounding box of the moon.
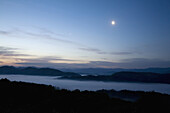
[111,20,116,25]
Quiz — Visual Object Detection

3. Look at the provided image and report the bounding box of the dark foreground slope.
[61,71,170,84]
[0,79,170,113]
[0,66,80,76]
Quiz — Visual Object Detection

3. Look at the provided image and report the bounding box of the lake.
[0,74,170,94]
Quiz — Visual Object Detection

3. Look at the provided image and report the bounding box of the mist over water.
[0,74,170,94]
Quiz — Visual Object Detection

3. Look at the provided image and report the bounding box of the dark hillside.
[0,79,170,113]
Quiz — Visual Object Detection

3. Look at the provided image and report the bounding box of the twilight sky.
[0,0,170,69]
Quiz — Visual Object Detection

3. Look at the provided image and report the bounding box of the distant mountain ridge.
[60,71,170,84]
[0,66,80,76]
[61,67,170,75]
[1,66,170,84]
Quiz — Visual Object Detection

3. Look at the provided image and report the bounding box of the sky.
[0,0,170,69]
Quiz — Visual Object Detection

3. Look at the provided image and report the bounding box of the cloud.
[24,31,79,45]
[0,46,17,51]
[14,58,170,69]
[1,28,135,56]
[14,58,87,69]
[110,52,133,55]
[1,28,132,56]
[0,51,30,57]
[0,46,17,56]
[0,46,84,66]
[79,48,101,52]
[79,47,109,55]
[0,28,83,46]
[54,58,80,62]
[1,47,157,69]
[15,62,88,69]
[79,47,105,54]
[33,26,67,37]
[18,56,79,63]
[0,46,31,57]
[79,47,134,55]
[0,30,11,35]
[112,58,170,68]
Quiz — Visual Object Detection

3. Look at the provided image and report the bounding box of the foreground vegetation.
[0,78,170,113]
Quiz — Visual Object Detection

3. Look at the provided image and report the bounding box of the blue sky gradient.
[0,0,170,68]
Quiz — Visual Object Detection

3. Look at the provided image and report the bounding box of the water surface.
[0,74,170,94]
